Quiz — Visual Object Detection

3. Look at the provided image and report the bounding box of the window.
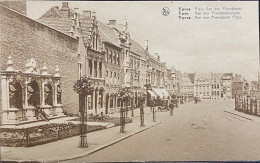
[110,96,114,108]
[106,71,108,77]
[95,33,98,50]
[117,98,121,107]
[105,49,108,62]
[114,52,117,64]
[89,59,93,76]
[109,51,112,63]
[94,61,97,77]
[78,63,82,79]
[117,53,120,65]
[99,62,102,78]
[93,33,96,49]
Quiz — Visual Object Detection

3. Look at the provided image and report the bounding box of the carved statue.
[57,84,62,104]
[9,83,17,108]
[27,83,34,106]
[44,84,52,105]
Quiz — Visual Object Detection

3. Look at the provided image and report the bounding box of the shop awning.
[152,88,169,99]
[147,90,157,97]
[161,89,170,97]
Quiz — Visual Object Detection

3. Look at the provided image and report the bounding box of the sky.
[27,1,259,81]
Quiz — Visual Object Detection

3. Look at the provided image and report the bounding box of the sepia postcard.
[0,0,259,162]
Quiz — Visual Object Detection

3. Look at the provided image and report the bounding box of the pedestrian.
[169,100,174,116]
[194,97,197,104]
[36,105,49,122]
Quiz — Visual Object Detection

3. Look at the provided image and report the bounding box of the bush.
[0,123,106,147]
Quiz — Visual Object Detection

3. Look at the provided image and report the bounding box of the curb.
[2,121,161,163]
[60,121,161,162]
[224,110,253,121]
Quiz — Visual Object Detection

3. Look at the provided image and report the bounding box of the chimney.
[74,8,79,14]
[83,10,91,17]
[92,10,96,18]
[108,20,116,25]
[144,40,148,51]
[52,6,59,10]
[62,2,69,8]
[154,53,160,61]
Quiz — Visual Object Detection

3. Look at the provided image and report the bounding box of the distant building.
[211,73,223,99]
[180,73,194,101]
[222,73,233,99]
[232,74,244,98]
[194,74,211,99]
[249,81,258,95]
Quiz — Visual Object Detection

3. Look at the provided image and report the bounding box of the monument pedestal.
[25,106,36,121]
[54,105,64,116]
[2,108,20,124]
[42,105,53,117]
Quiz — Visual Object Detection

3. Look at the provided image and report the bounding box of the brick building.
[38,2,107,115]
[0,3,81,124]
[98,20,123,114]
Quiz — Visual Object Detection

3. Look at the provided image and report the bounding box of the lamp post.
[118,87,133,133]
[73,76,93,148]
[138,92,146,126]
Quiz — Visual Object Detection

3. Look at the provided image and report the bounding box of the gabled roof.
[250,81,258,85]
[188,73,195,84]
[37,6,93,42]
[223,73,233,77]
[129,38,146,58]
[97,21,121,48]
[195,74,211,81]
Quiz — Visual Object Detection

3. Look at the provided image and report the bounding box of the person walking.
[169,100,174,116]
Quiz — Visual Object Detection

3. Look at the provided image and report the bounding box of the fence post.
[57,126,60,140]
[242,96,244,112]
[235,94,237,110]
[246,96,249,114]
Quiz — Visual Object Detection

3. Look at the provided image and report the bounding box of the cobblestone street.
[64,99,260,162]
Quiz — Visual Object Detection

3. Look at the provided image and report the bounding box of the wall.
[0,5,79,115]
[0,1,26,15]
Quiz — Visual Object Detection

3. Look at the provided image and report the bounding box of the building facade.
[180,73,194,101]
[222,73,233,99]
[0,3,81,124]
[194,74,211,99]
[38,3,109,115]
[211,73,223,99]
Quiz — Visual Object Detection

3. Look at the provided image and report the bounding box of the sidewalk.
[1,112,160,162]
[109,106,152,118]
[223,100,260,123]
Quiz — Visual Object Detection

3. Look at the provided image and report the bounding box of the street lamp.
[118,87,133,133]
[73,76,94,148]
[137,92,146,126]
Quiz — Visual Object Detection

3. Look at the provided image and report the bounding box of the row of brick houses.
[178,72,256,100]
[0,2,178,125]
[1,1,256,125]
